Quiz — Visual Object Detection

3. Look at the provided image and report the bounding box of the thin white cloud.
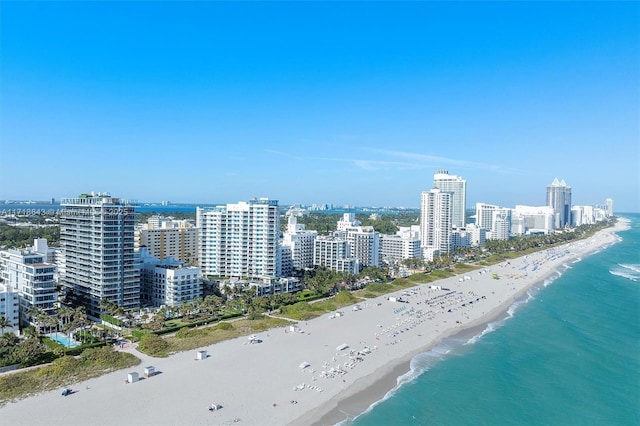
[264,146,524,174]
[265,149,423,171]
[367,148,522,174]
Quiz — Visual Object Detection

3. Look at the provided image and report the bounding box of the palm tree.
[0,316,12,335]
[26,306,44,333]
[72,306,88,344]
[99,298,113,314]
[57,306,74,334]
[45,314,58,336]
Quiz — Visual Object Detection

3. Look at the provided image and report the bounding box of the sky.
[1,1,638,212]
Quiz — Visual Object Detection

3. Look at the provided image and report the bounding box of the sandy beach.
[0,220,628,426]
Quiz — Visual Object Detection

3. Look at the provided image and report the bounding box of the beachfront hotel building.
[281,213,317,271]
[571,205,596,227]
[475,203,512,241]
[136,216,199,265]
[475,203,500,231]
[0,283,19,335]
[605,198,614,217]
[451,224,486,249]
[513,205,556,234]
[0,239,57,328]
[197,198,280,279]
[379,225,422,264]
[546,178,572,228]
[420,189,453,261]
[432,170,467,228]
[335,213,381,268]
[139,247,202,308]
[313,236,359,274]
[59,193,140,319]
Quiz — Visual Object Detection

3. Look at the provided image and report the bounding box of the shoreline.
[296,220,629,426]
[0,220,628,426]
[301,283,534,426]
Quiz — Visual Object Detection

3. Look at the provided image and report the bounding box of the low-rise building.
[253,277,303,297]
[139,247,202,308]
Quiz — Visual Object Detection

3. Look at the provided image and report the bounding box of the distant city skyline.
[1,2,638,212]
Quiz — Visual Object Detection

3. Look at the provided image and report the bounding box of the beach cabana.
[144,366,155,377]
[196,350,207,360]
[127,372,139,383]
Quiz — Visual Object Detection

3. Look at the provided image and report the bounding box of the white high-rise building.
[605,198,614,217]
[490,209,512,240]
[346,227,380,268]
[282,214,317,271]
[475,203,500,231]
[514,205,556,234]
[0,240,57,327]
[476,203,512,240]
[510,214,526,236]
[571,205,595,226]
[136,218,199,265]
[546,178,572,228]
[420,189,453,260]
[380,225,422,263]
[433,170,467,228]
[59,193,139,319]
[334,214,380,268]
[313,236,358,274]
[451,225,487,249]
[0,283,19,335]
[139,247,202,308]
[278,243,293,278]
[337,213,360,231]
[197,198,280,279]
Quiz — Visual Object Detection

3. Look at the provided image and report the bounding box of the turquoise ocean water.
[350,214,640,426]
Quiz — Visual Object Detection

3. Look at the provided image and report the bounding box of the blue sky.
[1,1,638,212]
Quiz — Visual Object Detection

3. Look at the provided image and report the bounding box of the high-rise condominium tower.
[197,198,280,279]
[59,193,139,318]
[420,189,453,259]
[546,178,572,228]
[605,198,614,217]
[433,170,467,228]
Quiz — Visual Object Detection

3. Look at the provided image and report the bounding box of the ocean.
[350,214,640,426]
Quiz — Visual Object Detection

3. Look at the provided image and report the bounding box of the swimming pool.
[46,333,80,348]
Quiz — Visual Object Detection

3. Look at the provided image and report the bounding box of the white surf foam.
[609,263,640,282]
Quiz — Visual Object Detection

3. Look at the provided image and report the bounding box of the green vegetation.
[0,224,60,248]
[135,211,195,223]
[135,316,291,357]
[0,346,139,405]
[279,290,362,320]
[137,333,170,357]
[0,334,50,368]
[294,211,419,235]
[355,264,482,299]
